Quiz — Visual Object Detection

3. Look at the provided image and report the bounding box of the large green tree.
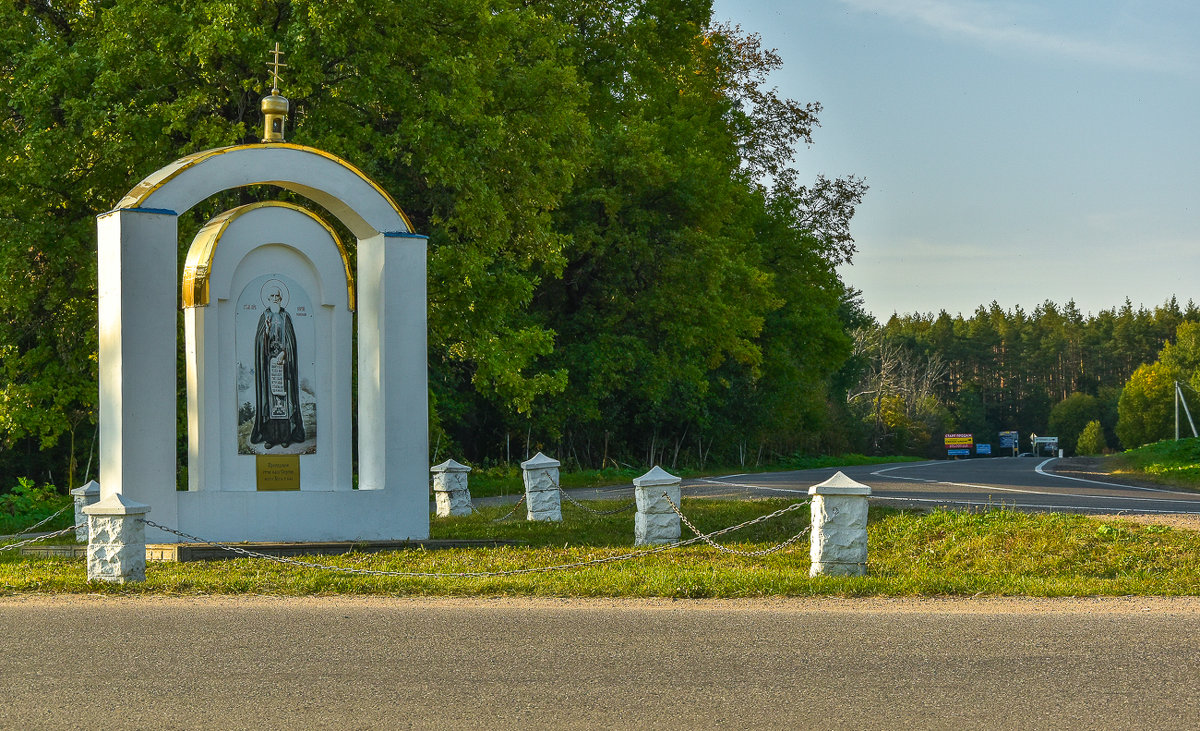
[0,0,588,484]
[1,0,870,482]
[513,1,866,467]
[1116,321,1200,448]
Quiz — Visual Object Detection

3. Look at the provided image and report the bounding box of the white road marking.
[1033,458,1198,495]
[689,460,1200,510]
[869,495,1200,514]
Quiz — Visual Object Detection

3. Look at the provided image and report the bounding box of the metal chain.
[665,494,814,556]
[136,497,815,578]
[557,488,637,516]
[8,503,73,537]
[485,493,527,522]
[0,524,79,552]
[139,517,703,577]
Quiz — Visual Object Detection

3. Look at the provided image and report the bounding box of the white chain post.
[808,471,871,577]
[70,480,101,542]
[633,466,681,545]
[83,494,151,583]
[430,459,473,517]
[520,452,562,521]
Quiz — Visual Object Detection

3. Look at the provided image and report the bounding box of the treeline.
[0,0,866,485]
[848,298,1200,457]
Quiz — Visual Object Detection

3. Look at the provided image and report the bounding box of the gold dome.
[261,44,289,143]
[261,94,289,116]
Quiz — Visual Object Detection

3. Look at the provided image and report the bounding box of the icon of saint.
[249,282,306,449]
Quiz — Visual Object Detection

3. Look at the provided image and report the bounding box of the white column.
[633,466,682,545]
[808,471,872,577]
[184,304,218,491]
[521,452,561,521]
[97,208,180,537]
[70,480,101,542]
[84,494,151,583]
[357,232,429,537]
[431,459,473,517]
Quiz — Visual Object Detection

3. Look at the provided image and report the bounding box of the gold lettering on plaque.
[256,454,300,491]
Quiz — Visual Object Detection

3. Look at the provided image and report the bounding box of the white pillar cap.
[430,459,472,474]
[70,480,101,497]
[808,471,872,496]
[633,465,681,488]
[520,452,560,469]
[82,493,152,516]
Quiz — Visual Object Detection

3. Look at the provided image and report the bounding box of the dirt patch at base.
[1096,513,1200,532]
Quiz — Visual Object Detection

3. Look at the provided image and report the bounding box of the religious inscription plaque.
[256,454,301,491]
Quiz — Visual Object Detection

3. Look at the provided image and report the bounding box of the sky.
[709,0,1200,320]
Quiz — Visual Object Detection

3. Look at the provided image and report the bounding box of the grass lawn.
[1109,438,1200,489]
[5,499,1200,598]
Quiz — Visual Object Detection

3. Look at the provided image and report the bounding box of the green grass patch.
[6,501,1200,597]
[466,454,922,498]
[1110,438,1200,489]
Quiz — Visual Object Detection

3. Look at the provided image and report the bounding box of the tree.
[1048,393,1100,456]
[521,1,866,466]
[1076,420,1106,455]
[1116,362,1175,448]
[845,328,950,456]
[0,0,589,484]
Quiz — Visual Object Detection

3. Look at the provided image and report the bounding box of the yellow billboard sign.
[944,434,974,448]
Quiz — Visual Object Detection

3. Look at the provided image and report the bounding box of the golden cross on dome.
[267,42,287,94]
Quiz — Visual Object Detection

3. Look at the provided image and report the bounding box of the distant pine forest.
[852,297,1200,460]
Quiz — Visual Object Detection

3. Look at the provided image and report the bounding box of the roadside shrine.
[95,47,429,542]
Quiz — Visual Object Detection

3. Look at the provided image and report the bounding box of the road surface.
[5,595,1200,729]
[558,457,1200,517]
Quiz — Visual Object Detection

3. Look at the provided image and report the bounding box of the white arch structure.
[98,143,429,541]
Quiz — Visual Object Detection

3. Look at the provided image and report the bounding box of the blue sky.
[710,0,1200,320]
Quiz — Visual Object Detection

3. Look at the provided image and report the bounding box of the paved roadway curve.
[5,596,1200,729]
[567,457,1200,516]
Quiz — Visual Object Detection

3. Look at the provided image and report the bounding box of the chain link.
[7,503,73,537]
[665,493,814,556]
[483,493,527,522]
[139,517,704,577]
[557,488,637,516]
[0,524,79,552]
[136,495,816,578]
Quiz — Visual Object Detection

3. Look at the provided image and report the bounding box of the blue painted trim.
[125,206,178,216]
[384,231,428,239]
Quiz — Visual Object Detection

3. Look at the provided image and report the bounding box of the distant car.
[1018,452,1033,457]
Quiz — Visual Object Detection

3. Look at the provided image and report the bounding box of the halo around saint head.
[260,278,291,310]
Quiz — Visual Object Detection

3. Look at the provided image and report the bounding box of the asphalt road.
[564,457,1200,516]
[6,596,1200,730]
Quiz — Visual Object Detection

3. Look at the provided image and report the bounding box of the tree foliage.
[1,0,868,482]
[1116,321,1200,449]
[1076,420,1106,456]
[1048,393,1100,456]
[848,298,1198,456]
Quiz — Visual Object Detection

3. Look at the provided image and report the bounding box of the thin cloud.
[838,0,1194,74]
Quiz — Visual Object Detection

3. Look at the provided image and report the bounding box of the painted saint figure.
[250,283,306,448]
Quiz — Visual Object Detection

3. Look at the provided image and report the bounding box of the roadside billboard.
[945,433,973,459]
[944,433,974,448]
